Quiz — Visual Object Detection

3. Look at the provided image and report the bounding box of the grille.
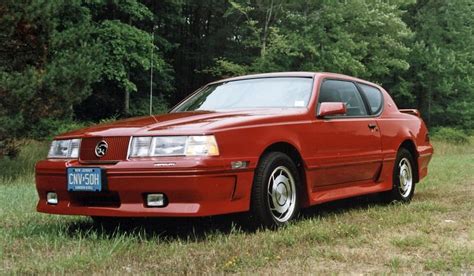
[79,137,130,163]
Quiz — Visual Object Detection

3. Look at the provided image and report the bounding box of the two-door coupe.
[36,72,433,227]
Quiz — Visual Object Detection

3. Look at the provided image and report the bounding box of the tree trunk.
[123,88,130,117]
[261,0,274,57]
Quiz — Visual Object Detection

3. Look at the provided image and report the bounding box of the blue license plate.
[67,167,102,192]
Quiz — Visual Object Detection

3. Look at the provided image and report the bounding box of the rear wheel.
[249,152,300,228]
[384,148,416,203]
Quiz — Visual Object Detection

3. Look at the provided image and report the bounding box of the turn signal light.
[231,161,249,169]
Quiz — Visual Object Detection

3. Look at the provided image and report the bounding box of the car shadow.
[64,193,389,242]
[300,192,388,219]
[64,213,248,241]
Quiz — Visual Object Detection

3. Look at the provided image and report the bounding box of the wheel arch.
[258,141,310,207]
[398,139,420,183]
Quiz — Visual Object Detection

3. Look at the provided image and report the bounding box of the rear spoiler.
[399,109,420,117]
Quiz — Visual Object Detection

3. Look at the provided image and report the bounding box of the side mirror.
[317,102,347,118]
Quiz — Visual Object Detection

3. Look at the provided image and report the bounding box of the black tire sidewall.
[391,148,416,202]
[250,152,300,228]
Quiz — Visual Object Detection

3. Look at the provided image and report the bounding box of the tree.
[0,0,102,156]
[403,0,474,129]
[208,0,413,89]
[0,0,173,156]
[74,0,174,120]
[1,0,474,158]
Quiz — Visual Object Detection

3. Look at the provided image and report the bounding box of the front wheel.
[383,148,416,203]
[249,152,300,228]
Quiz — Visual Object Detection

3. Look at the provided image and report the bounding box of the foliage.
[29,119,90,140]
[402,0,474,127]
[0,140,49,181]
[431,127,470,145]
[0,0,172,156]
[129,96,169,117]
[1,0,474,157]
[208,1,413,80]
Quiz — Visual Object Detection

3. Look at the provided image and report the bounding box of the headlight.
[185,136,219,156]
[48,139,81,159]
[129,135,219,157]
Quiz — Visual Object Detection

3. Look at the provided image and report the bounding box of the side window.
[359,83,383,114]
[318,80,368,116]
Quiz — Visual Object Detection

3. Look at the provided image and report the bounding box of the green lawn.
[1,140,473,274]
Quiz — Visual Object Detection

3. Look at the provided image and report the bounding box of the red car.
[36,72,433,227]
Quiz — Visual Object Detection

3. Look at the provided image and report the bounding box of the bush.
[129,96,169,117]
[29,119,90,140]
[0,140,49,181]
[431,127,470,145]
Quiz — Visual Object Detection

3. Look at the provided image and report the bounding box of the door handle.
[368,123,377,129]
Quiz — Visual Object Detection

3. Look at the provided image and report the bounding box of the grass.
[0,139,473,274]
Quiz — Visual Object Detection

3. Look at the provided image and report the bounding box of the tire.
[383,148,416,203]
[249,152,300,228]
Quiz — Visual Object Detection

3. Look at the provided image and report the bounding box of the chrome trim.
[94,140,109,158]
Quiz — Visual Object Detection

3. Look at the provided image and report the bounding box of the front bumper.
[35,159,255,217]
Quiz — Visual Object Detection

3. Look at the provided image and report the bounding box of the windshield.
[172,77,313,112]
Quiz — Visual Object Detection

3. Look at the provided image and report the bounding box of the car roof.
[210,72,379,88]
[210,72,317,84]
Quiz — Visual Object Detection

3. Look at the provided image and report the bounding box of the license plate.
[67,167,102,192]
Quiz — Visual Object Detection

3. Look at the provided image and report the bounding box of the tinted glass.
[318,80,367,116]
[173,77,313,112]
[359,83,383,114]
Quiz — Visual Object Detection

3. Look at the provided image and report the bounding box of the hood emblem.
[94,140,108,158]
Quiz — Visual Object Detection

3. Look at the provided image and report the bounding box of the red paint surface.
[36,72,433,217]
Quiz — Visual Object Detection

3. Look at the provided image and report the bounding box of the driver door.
[308,79,383,188]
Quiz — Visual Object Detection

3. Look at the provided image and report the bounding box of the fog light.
[47,192,58,205]
[231,161,249,169]
[146,193,165,207]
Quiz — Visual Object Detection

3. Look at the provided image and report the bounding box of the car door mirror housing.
[317,102,347,118]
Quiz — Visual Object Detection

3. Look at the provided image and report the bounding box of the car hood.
[57,108,308,138]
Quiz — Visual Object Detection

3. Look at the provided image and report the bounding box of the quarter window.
[318,80,368,116]
[359,83,383,114]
